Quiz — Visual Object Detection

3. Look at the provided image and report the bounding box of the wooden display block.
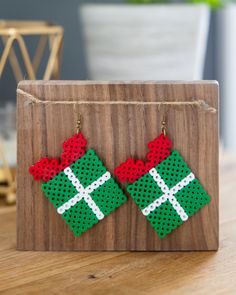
[17,81,219,251]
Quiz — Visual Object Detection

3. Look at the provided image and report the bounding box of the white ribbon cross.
[57,167,111,220]
[142,168,195,221]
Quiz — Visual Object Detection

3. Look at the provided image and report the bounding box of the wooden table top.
[0,153,235,294]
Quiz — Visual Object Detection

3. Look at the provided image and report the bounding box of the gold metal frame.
[0,20,64,81]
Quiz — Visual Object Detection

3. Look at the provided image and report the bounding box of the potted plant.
[79,1,210,80]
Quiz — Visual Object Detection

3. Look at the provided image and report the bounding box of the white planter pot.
[215,5,236,151]
[79,4,210,80]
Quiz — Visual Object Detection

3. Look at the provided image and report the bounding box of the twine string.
[17,88,217,113]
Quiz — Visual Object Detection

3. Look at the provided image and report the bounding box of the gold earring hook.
[161,114,167,136]
[158,104,168,136]
[76,112,81,134]
[73,103,82,134]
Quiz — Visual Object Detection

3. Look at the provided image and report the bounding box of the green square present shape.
[127,150,210,238]
[42,149,127,236]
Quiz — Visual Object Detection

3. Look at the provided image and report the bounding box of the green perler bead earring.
[29,114,127,237]
[115,117,211,238]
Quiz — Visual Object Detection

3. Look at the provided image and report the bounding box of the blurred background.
[0,0,235,204]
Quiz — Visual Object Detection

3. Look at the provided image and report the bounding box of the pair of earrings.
[29,114,210,239]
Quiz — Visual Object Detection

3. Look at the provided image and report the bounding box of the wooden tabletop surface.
[0,153,235,295]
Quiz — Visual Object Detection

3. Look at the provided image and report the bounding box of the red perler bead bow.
[114,133,172,183]
[29,132,87,182]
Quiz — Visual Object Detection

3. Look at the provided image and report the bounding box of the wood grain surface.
[16,81,219,251]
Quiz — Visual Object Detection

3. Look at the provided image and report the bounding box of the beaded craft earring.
[29,113,127,237]
[114,117,211,239]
